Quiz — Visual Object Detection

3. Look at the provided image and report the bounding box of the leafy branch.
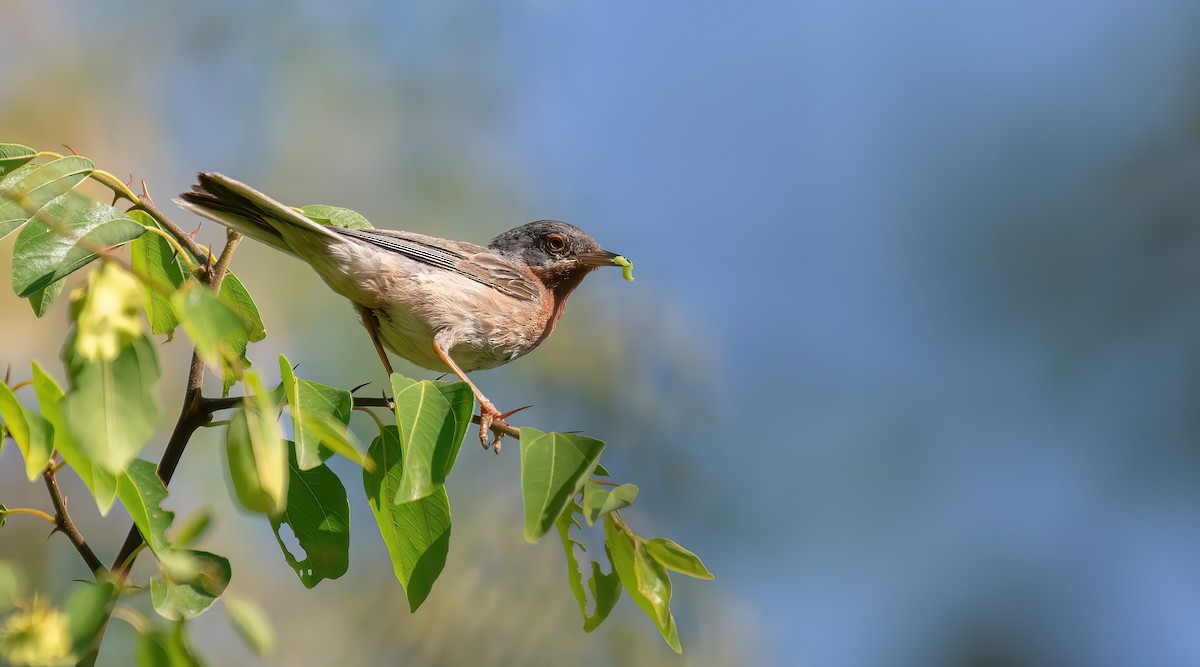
[0,143,711,666]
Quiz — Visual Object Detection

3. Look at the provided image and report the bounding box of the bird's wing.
[336,228,539,301]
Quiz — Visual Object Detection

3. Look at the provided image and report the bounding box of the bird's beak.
[577,249,623,268]
[578,250,634,281]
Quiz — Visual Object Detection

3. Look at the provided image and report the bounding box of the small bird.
[176,173,630,452]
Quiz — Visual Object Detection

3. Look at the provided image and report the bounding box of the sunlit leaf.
[556,501,621,632]
[63,332,160,475]
[150,550,231,621]
[391,374,473,504]
[72,262,144,362]
[299,204,373,230]
[223,597,275,657]
[218,273,264,396]
[171,282,247,372]
[129,210,185,338]
[32,360,118,514]
[224,372,287,515]
[0,379,53,480]
[65,579,117,656]
[279,356,359,471]
[645,537,714,580]
[135,621,205,667]
[0,144,36,176]
[116,459,175,557]
[169,510,212,549]
[520,428,605,543]
[11,187,139,314]
[605,515,682,653]
[269,449,349,588]
[0,156,94,268]
[582,481,639,526]
[364,426,451,611]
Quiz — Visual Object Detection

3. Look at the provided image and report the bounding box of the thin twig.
[1,507,57,524]
[42,467,104,575]
[208,229,242,287]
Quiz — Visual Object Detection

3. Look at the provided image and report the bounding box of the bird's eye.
[543,233,569,254]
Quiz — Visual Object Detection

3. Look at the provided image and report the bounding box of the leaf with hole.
[269,448,349,588]
[116,459,175,557]
[364,426,451,611]
[556,500,621,632]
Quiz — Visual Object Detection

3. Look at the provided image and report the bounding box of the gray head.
[489,220,622,288]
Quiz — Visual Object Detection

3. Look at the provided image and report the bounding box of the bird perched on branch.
[176,173,632,452]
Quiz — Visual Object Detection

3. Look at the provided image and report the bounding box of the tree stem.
[42,467,104,575]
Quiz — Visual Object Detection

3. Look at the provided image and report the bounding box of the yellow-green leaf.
[520,428,605,542]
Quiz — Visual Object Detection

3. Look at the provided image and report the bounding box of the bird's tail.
[175,173,342,257]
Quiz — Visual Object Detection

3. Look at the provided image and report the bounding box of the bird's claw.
[477,401,508,454]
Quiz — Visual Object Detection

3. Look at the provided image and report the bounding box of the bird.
[175,172,631,452]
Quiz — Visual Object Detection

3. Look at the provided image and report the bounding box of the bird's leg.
[359,306,395,376]
[431,334,507,453]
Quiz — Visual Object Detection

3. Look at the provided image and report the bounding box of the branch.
[42,466,105,575]
[130,181,209,267]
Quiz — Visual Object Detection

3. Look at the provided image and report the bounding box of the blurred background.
[3,0,1200,665]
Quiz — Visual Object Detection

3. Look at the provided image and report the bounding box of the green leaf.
[135,622,206,667]
[0,156,94,266]
[605,516,681,653]
[63,332,160,475]
[0,164,37,241]
[582,481,639,526]
[129,211,185,338]
[171,282,248,372]
[11,189,138,311]
[269,449,350,588]
[223,597,275,657]
[72,262,144,362]
[391,374,473,504]
[224,372,287,515]
[217,273,264,396]
[646,537,714,580]
[169,510,212,549]
[116,459,175,557]
[33,359,118,514]
[40,216,146,290]
[0,560,21,612]
[556,501,621,632]
[0,144,36,176]
[0,379,53,480]
[279,356,359,470]
[150,550,231,621]
[519,428,605,543]
[363,426,451,611]
[299,204,373,230]
[66,581,117,661]
[65,579,117,656]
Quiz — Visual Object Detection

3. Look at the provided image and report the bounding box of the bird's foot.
[477,400,509,454]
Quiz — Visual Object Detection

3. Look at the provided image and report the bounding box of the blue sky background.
[4,1,1200,665]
